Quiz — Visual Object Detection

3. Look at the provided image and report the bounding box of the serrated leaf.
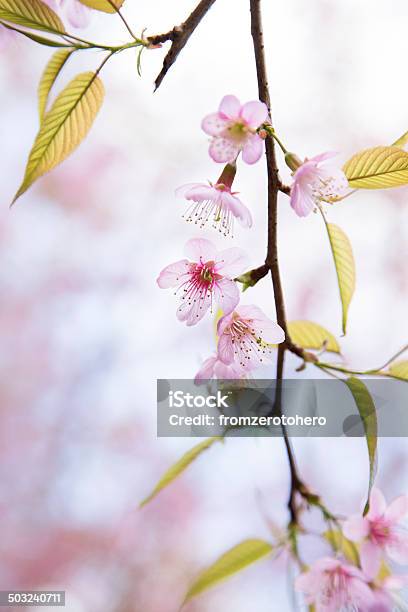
[0,0,65,34]
[324,223,355,335]
[388,360,408,381]
[140,437,220,507]
[77,0,124,13]
[343,146,408,189]
[324,530,359,565]
[13,71,104,203]
[288,321,340,354]
[38,49,74,121]
[345,377,378,511]
[183,539,273,605]
[392,130,408,148]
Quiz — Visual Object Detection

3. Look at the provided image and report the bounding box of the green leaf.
[140,437,221,507]
[0,0,65,34]
[388,360,408,381]
[322,222,355,335]
[0,20,71,46]
[345,377,378,511]
[392,130,408,148]
[343,146,408,189]
[324,530,360,566]
[183,539,273,605]
[13,71,105,203]
[38,49,74,121]
[77,0,124,13]
[288,321,340,354]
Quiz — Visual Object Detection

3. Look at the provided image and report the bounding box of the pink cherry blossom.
[157,238,248,326]
[176,163,252,237]
[343,487,408,580]
[217,305,285,370]
[202,95,268,164]
[194,354,247,384]
[367,574,408,611]
[290,151,349,217]
[44,0,92,28]
[295,557,374,612]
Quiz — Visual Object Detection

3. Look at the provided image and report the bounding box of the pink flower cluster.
[296,488,408,611]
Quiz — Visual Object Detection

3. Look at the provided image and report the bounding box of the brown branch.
[148,0,217,90]
[250,0,308,527]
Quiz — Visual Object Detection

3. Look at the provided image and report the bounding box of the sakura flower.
[194,354,247,384]
[217,305,285,370]
[368,574,408,611]
[343,487,408,580]
[44,0,92,28]
[177,163,252,237]
[295,557,374,612]
[289,151,349,217]
[202,94,268,164]
[157,238,248,326]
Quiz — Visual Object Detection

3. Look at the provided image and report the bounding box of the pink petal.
[63,0,92,28]
[385,495,408,523]
[214,359,245,379]
[156,259,190,288]
[236,304,269,323]
[290,182,314,217]
[348,577,376,607]
[217,312,234,336]
[343,515,370,541]
[213,278,240,315]
[253,319,285,344]
[175,182,207,198]
[209,138,240,164]
[176,292,211,326]
[201,112,228,136]
[240,100,268,128]
[184,238,216,263]
[360,540,382,580]
[218,95,241,119]
[242,134,264,164]
[221,193,253,227]
[217,333,234,364]
[308,151,339,164]
[368,488,387,520]
[215,247,248,277]
[386,533,408,565]
[194,355,217,384]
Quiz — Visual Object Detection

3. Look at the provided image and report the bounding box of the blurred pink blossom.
[194,353,246,383]
[202,94,268,164]
[157,238,247,326]
[44,0,92,28]
[290,151,348,217]
[343,487,408,580]
[295,557,374,611]
[217,305,284,370]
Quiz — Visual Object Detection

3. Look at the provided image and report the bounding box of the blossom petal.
[176,291,211,326]
[290,182,315,217]
[201,112,229,136]
[217,332,234,364]
[156,259,190,288]
[368,488,387,519]
[386,534,408,565]
[360,540,382,580]
[215,247,249,277]
[214,359,245,379]
[217,312,234,337]
[218,95,241,119]
[194,355,217,384]
[184,238,216,263]
[240,100,268,128]
[242,134,264,164]
[343,515,370,541]
[222,193,253,227]
[175,182,207,198]
[213,278,240,315]
[385,495,408,523]
[62,0,92,28]
[308,151,339,164]
[209,138,240,163]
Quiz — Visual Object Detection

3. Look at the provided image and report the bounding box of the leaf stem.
[105,0,138,41]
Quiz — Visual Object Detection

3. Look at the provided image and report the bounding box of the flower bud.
[285,152,303,172]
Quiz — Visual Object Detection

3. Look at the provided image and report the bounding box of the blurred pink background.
[0,0,407,610]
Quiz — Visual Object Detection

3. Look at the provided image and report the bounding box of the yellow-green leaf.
[140,437,220,507]
[38,49,73,121]
[0,0,65,34]
[13,71,105,203]
[345,377,378,511]
[324,223,355,335]
[343,146,408,189]
[288,321,340,354]
[77,0,124,13]
[183,539,273,605]
[324,530,359,566]
[388,360,408,381]
[392,130,408,149]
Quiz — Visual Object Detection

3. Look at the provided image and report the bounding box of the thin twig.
[106,0,138,41]
[148,0,217,90]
